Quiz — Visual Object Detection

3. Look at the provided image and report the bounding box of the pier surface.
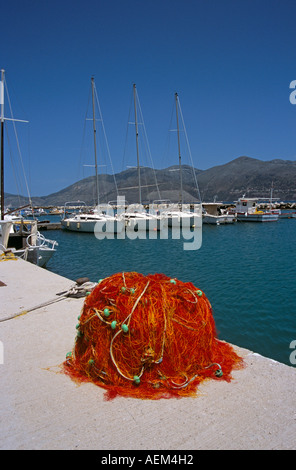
[0,257,295,450]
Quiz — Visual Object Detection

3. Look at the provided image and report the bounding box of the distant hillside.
[4,165,202,207]
[198,156,296,201]
[4,156,296,208]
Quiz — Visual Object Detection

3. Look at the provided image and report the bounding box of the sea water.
[46,218,296,367]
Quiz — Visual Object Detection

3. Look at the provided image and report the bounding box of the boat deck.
[0,257,295,450]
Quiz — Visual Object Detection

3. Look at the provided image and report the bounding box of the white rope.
[0,280,96,323]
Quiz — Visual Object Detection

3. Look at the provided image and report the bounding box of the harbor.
[17,200,296,232]
[2,0,296,455]
[1,256,296,450]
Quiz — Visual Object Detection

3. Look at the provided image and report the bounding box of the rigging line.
[121,88,134,173]
[93,83,119,196]
[5,125,24,201]
[78,86,91,181]
[134,90,161,200]
[161,99,176,170]
[177,96,202,203]
[27,123,32,196]
[5,77,32,207]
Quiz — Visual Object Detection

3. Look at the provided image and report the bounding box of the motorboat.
[202,203,236,225]
[49,207,63,215]
[21,207,47,217]
[232,197,279,222]
[202,211,226,225]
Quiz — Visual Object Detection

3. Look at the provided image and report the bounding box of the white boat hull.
[203,214,226,225]
[162,212,200,228]
[61,217,124,233]
[124,216,164,232]
[224,214,236,223]
[15,245,56,267]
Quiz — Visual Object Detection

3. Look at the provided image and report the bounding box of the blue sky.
[2,0,296,197]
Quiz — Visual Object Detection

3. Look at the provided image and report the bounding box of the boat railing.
[62,201,87,218]
[26,231,58,250]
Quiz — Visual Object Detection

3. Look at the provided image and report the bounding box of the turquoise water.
[45,218,296,366]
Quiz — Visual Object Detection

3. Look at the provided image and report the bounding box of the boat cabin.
[202,203,225,216]
[235,198,259,214]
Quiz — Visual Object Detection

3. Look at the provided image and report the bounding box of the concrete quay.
[0,257,296,450]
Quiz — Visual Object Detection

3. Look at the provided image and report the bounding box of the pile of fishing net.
[63,272,243,400]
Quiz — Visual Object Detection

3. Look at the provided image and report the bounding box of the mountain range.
[4,156,296,208]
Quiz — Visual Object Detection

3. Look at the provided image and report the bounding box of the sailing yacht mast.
[175,92,183,205]
[0,69,4,219]
[91,77,100,207]
[133,84,141,205]
[0,70,30,219]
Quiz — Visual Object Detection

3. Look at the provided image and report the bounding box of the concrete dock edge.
[1,258,295,450]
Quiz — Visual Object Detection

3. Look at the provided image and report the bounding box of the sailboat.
[61,77,123,234]
[160,93,202,228]
[0,69,57,267]
[122,84,163,232]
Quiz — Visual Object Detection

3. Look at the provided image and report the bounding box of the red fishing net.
[63,272,243,400]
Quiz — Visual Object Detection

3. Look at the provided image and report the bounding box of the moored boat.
[232,197,279,222]
[61,78,121,234]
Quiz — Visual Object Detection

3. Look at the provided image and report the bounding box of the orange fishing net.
[63,272,243,400]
